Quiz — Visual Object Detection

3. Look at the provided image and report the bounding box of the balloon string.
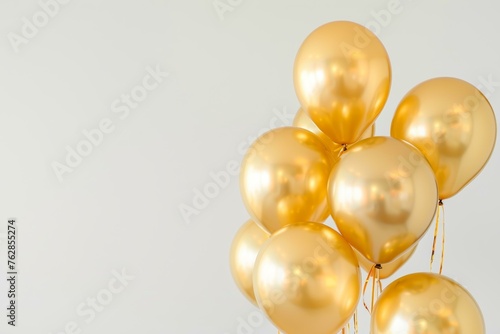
[362,264,383,314]
[430,200,440,271]
[362,264,378,313]
[376,265,382,296]
[371,267,376,311]
[362,264,374,313]
[354,309,358,334]
[341,321,351,334]
[439,202,446,275]
[430,200,445,273]
[340,308,358,334]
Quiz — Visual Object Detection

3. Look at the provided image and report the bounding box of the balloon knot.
[375,264,382,269]
[438,199,444,206]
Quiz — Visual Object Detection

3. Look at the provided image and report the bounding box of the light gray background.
[0,0,499,333]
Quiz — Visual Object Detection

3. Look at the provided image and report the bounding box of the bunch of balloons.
[230,21,496,334]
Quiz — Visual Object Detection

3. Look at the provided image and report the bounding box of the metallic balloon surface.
[293,107,375,155]
[371,272,485,333]
[294,21,391,144]
[328,137,438,264]
[240,127,334,233]
[253,222,361,334]
[392,77,496,199]
[229,219,269,305]
[355,244,416,279]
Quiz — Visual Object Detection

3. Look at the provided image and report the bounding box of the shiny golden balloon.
[371,272,485,333]
[328,136,438,264]
[293,107,375,155]
[392,77,497,199]
[240,127,334,233]
[229,219,269,305]
[253,222,361,334]
[354,244,416,279]
[294,21,391,144]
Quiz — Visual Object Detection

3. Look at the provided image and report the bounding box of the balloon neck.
[337,144,349,158]
[438,199,444,206]
[375,264,382,269]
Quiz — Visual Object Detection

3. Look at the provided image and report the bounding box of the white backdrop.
[0,0,499,333]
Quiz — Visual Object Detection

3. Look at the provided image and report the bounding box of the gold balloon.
[229,219,269,305]
[371,272,485,333]
[253,222,361,334]
[294,21,391,144]
[392,77,497,199]
[293,107,375,155]
[240,127,334,233]
[328,136,438,264]
[354,244,416,279]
